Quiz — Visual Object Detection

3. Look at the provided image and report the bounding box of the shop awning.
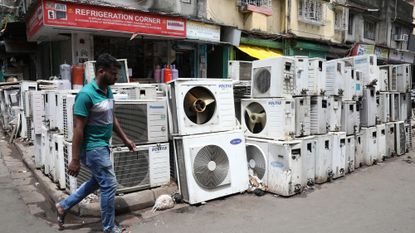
[237,45,283,59]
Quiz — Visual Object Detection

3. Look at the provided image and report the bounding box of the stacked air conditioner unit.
[325,60,344,96]
[361,127,378,166]
[52,134,65,189]
[360,87,377,127]
[327,96,342,132]
[315,134,333,184]
[345,135,355,173]
[354,132,364,168]
[390,92,400,122]
[341,100,359,135]
[376,124,386,162]
[228,60,252,82]
[241,98,295,140]
[330,132,346,179]
[385,122,396,158]
[404,123,412,152]
[353,55,378,86]
[300,136,316,187]
[245,138,303,196]
[308,58,326,95]
[310,96,328,135]
[395,121,405,156]
[399,93,409,122]
[377,66,389,91]
[293,56,309,96]
[294,96,311,137]
[64,141,92,194]
[376,92,390,123]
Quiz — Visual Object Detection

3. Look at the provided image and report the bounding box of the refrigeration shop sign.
[27,0,186,40]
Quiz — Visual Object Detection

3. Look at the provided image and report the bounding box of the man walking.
[55,53,135,233]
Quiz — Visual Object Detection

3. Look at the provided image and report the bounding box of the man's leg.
[58,178,99,210]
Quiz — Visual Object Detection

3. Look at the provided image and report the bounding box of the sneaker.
[104,225,130,233]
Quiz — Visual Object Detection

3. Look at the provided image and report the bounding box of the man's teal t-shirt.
[73,79,114,151]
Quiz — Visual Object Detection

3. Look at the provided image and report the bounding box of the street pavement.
[1,136,415,233]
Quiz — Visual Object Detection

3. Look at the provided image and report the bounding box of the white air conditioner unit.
[325,60,345,96]
[52,134,65,189]
[354,132,364,169]
[64,141,92,194]
[23,91,32,118]
[403,64,412,93]
[389,65,398,92]
[310,96,328,135]
[246,138,303,197]
[328,96,342,132]
[57,91,77,134]
[300,136,316,187]
[37,79,71,90]
[40,126,49,171]
[112,99,168,146]
[377,66,390,92]
[394,34,408,42]
[111,83,160,100]
[353,55,378,86]
[228,60,252,81]
[395,121,405,156]
[343,67,354,100]
[376,92,390,123]
[406,93,412,122]
[399,93,409,122]
[43,90,58,130]
[405,123,412,152]
[294,96,311,137]
[173,130,249,204]
[315,134,333,184]
[42,129,54,175]
[30,91,45,135]
[251,57,295,98]
[360,87,376,127]
[245,141,269,185]
[385,122,396,158]
[376,124,386,161]
[396,65,408,93]
[112,143,170,193]
[308,58,326,95]
[241,98,295,140]
[34,134,42,168]
[345,135,355,173]
[169,79,236,136]
[330,132,346,179]
[389,92,400,122]
[294,56,309,96]
[63,95,76,142]
[361,127,378,166]
[341,100,359,135]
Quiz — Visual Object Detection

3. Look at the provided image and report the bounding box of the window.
[237,0,272,8]
[364,20,376,40]
[298,0,323,24]
[348,13,354,35]
[334,8,347,31]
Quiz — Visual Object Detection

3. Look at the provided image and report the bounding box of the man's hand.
[68,159,81,177]
[125,139,136,152]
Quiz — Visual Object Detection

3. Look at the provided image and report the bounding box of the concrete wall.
[205,0,282,34]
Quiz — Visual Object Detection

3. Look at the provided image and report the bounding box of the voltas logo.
[152,145,168,152]
[218,84,232,89]
[268,100,282,105]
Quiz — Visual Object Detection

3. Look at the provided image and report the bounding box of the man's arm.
[68,116,88,177]
[113,114,136,151]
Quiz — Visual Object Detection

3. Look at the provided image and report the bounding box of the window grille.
[298,0,323,24]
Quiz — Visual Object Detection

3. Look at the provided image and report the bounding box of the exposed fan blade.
[183,87,217,125]
[246,145,266,180]
[244,102,267,134]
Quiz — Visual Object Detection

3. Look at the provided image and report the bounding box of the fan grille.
[254,68,271,94]
[246,145,266,180]
[113,150,150,190]
[244,102,267,134]
[183,86,216,125]
[193,145,229,189]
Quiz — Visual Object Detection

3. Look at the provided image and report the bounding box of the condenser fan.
[183,87,216,124]
[246,145,266,180]
[254,68,271,93]
[244,102,267,134]
[193,145,229,189]
[114,150,150,190]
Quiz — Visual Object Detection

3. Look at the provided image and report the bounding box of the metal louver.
[193,145,229,189]
[244,102,267,134]
[254,68,271,94]
[113,150,150,192]
[183,87,216,124]
[63,143,91,193]
[112,103,148,145]
[246,145,266,180]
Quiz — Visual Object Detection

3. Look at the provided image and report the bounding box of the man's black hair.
[95,53,121,71]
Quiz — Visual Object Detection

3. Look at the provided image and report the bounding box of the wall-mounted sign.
[389,49,415,63]
[351,43,375,56]
[27,0,186,41]
[374,47,389,60]
[186,21,220,42]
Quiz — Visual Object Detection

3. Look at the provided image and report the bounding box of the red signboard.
[27,0,186,40]
[27,2,44,40]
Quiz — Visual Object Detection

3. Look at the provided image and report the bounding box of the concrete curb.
[14,142,178,217]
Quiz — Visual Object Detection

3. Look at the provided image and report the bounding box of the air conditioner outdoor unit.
[377,66,390,92]
[173,130,249,204]
[405,123,412,152]
[343,67,354,100]
[361,127,378,166]
[52,134,65,189]
[111,99,168,146]
[396,65,408,93]
[341,100,359,135]
[385,122,396,158]
[246,138,303,196]
[406,93,412,122]
[315,134,333,184]
[169,78,236,136]
[64,141,92,194]
[44,90,58,130]
[43,129,54,175]
[39,126,49,171]
[300,136,316,187]
[328,96,342,132]
[34,135,42,168]
[345,135,355,173]
[308,58,326,95]
[111,83,140,100]
[251,57,295,98]
[389,65,398,92]
[330,132,346,179]
[389,92,400,122]
[354,132,364,169]
[353,55,378,86]
[376,92,390,123]
[245,140,269,185]
[112,83,160,100]
[228,60,252,81]
[376,124,386,161]
[112,143,170,193]
[360,87,376,127]
[394,34,408,42]
[399,93,409,122]
[294,56,309,96]
[23,91,32,118]
[30,91,45,135]
[57,91,77,134]
[63,95,76,142]
[325,60,345,96]
[403,64,412,93]
[241,98,295,140]
[294,96,311,137]
[310,96,328,135]
[395,121,405,156]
